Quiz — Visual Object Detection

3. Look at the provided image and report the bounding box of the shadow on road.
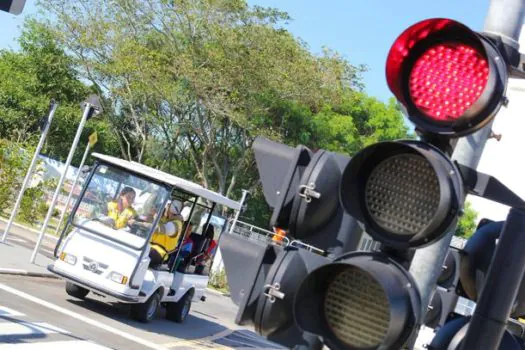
[66,297,228,340]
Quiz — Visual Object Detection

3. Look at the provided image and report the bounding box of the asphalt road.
[0,274,283,350]
[0,219,283,350]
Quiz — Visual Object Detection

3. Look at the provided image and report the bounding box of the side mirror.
[0,0,26,15]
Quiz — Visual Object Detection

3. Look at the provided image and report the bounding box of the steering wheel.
[127,215,153,237]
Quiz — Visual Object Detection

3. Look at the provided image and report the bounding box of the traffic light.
[293,251,421,350]
[0,0,26,14]
[429,316,525,350]
[460,220,525,319]
[386,18,509,137]
[220,137,364,348]
[424,247,463,329]
[340,140,464,249]
[220,17,524,350]
[252,136,363,254]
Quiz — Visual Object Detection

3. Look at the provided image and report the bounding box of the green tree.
[0,19,121,166]
[456,201,479,239]
[33,0,412,223]
[0,139,31,214]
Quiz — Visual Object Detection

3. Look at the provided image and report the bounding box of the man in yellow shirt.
[147,201,184,267]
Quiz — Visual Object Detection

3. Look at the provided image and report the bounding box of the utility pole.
[53,132,97,236]
[228,189,250,234]
[30,96,102,263]
[408,0,525,338]
[1,101,58,243]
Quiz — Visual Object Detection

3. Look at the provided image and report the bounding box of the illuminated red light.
[409,43,489,121]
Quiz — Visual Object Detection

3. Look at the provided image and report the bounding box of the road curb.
[206,287,230,297]
[0,268,59,279]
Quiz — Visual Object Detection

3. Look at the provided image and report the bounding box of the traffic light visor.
[294,252,421,350]
[340,141,463,248]
[386,18,507,136]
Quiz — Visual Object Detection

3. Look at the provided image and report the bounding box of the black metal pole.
[461,207,525,350]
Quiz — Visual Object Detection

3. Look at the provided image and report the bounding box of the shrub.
[208,268,229,293]
[18,186,46,225]
[0,139,31,213]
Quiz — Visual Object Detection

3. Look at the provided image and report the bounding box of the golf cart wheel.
[166,292,192,323]
[131,291,161,323]
[65,282,89,299]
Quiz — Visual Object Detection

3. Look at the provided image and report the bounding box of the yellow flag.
[88,132,98,146]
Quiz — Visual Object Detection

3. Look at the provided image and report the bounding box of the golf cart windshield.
[72,163,170,249]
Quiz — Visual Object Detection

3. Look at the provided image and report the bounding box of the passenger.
[174,233,194,272]
[146,201,184,267]
[101,187,137,229]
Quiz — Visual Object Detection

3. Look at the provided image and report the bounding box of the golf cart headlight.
[109,272,129,285]
[60,252,77,265]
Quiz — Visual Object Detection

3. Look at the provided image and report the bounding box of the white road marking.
[0,340,113,349]
[0,269,27,274]
[162,328,234,347]
[6,238,26,243]
[0,321,69,336]
[0,283,169,350]
[0,306,24,317]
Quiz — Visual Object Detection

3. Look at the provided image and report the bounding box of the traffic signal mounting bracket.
[456,162,525,209]
[482,32,525,79]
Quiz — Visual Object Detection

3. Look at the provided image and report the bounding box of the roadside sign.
[88,132,98,146]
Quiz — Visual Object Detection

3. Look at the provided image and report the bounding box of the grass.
[1,211,62,236]
[208,268,230,294]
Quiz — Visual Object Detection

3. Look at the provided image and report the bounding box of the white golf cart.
[48,153,241,323]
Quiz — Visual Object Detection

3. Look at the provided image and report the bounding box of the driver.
[146,201,184,267]
[105,187,137,229]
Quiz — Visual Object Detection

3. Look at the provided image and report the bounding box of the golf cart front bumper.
[47,264,140,303]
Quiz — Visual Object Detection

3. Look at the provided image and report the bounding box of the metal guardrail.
[227,220,289,246]
[227,220,324,255]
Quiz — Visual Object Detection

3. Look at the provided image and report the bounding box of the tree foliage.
[455,201,479,239]
[0,0,412,225]
[0,19,120,165]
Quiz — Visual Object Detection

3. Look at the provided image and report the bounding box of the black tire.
[65,282,89,299]
[166,292,192,323]
[130,291,161,323]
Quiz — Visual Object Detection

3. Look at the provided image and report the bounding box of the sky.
[1,0,492,102]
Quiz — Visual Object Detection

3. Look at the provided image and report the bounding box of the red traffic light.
[386,18,508,136]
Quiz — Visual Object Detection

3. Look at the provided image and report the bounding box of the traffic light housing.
[0,0,26,14]
[294,251,421,350]
[460,220,525,319]
[253,136,363,255]
[386,18,509,137]
[221,137,364,348]
[424,247,464,329]
[340,140,464,249]
[220,16,525,350]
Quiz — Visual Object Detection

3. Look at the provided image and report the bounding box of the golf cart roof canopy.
[92,153,242,211]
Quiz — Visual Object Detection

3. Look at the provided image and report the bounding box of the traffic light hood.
[386,18,508,137]
[340,140,464,248]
